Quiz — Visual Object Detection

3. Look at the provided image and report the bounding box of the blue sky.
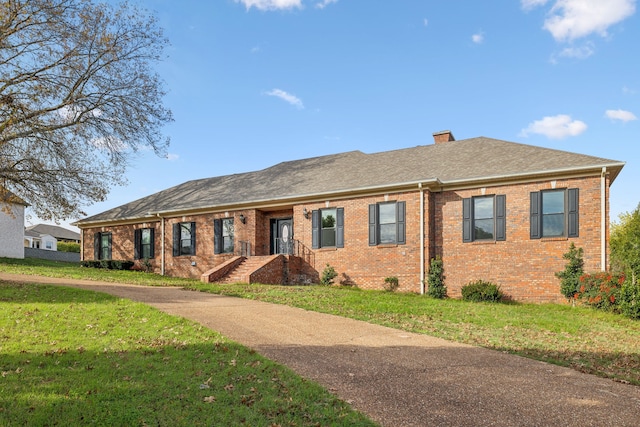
[31,0,638,231]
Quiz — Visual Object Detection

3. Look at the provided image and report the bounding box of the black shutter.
[462,198,472,243]
[336,208,344,248]
[134,229,141,259]
[396,202,406,245]
[172,223,180,256]
[94,233,100,259]
[530,192,541,239]
[496,195,506,241]
[149,228,155,259]
[311,210,320,249]
[368,204,377,246]
[214,219,222,254]
[190,222,196,255]
[567,188,579,238]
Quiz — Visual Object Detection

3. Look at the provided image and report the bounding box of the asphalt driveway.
[2,273,639,426]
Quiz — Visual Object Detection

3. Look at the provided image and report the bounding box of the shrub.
[80,260,101,268]
[461,280,503,303]
[426,256,446,298]
[57,242,80,253]
[320,264,337,286]
[141,258,153,273]
[620,280,640,319]
[383,276,399,292]
[81,260,134,270]
[555,243,584,300]
[574,272,624,312]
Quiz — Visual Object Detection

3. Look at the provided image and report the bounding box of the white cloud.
[265,89,304,109]
[524,0,636,41]
[235,0,302,11]
[471,32,484,44]
[519,114,588,139]
[521,0,550,11]
[166,153,180,161]
[423,18,429,27]
[315,0,338,9]
[605,109,637,122]
[623,86,637,95]
[555,42,595,59]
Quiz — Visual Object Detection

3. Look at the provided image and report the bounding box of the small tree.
[320,264,337,286]
[427,256,446,298]
[555,242,584,300]
[611,204,640,285]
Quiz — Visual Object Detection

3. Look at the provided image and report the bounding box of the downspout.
[601,167,607,271]
[419,182,425,294]
[157,213,165,276]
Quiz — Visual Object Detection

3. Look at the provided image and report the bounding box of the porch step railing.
[273,238,315,267]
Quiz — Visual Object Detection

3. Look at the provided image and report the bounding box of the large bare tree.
[0,0,172,221]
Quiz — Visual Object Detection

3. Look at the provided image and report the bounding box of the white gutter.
[419,182,425,294]
[601,167,607,271]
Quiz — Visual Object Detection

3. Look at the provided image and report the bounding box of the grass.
[0,281,376,426]
[1,257,640,388]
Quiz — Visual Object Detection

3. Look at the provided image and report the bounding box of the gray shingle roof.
[26,224,80,241]
[77,136,624,225]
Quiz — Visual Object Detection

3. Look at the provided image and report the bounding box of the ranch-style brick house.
[75,131,625,302]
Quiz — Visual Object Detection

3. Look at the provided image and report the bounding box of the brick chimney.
[433,130,455,144]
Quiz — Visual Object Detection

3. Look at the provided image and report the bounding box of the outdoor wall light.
[239,214,246,224]
[303,208,309,219]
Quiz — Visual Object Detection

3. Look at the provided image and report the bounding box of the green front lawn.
[0,281,375,426]
[1,257,639,387]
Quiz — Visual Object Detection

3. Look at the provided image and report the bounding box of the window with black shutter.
[462,195,506,242]
[530,188,579,239]
[214,218,234,254]
[173,222,196,256]
[368,201,405,246]
[134,228,155,259]
[312,208,344,249]
[94,232,112,260]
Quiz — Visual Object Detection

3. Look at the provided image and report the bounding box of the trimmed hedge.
[81,260,134,270]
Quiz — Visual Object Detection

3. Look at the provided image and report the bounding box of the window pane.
[379,223,396,244]
[180,224,191,240]
[322,228,336,247]
[141,244,151,259]
[543,191,564,214]
[141,229,151,244]
[543,213,564,237]
[475,219,494,240]
[222,219,234,238]
[379,204,396,224]
[474,197,493,220]
[180,240,191,255]
[322,209,336,228]
[223,236,234,253]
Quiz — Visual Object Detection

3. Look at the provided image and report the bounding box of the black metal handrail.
[273,238,315,267]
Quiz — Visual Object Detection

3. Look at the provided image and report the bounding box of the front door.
[271,218,293,254]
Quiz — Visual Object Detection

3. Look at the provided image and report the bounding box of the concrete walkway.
[2,273,639,426]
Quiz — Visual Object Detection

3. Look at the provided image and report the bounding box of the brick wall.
[81,173,609,302]
[294,192,423,292]
[433,176,606,302]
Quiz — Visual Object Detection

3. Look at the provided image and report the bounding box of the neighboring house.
[0,189,27,259]
[24,230,57,250]
[25,224,81,245]
[75,131,625,302]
